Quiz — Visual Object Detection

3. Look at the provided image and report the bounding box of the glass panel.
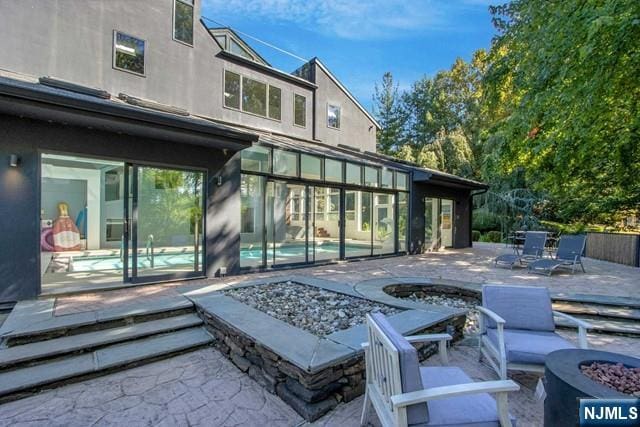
[241,145,270,173]
[40,154,126,291]
[395,171,409,190]
[441,199,454,248]
[424,197,439,251]
[268,86,281,120]
[381,169,393,188]
[273,149,298,177]
[325,158,343,183]
[294,94,306,127]
[215,35,226,48]
[364,166,379,187]
[267,182,307,265]
[301,154,321,180]
[224,70,241,109]
[174,0,194,44]
[311,187,341,262]
[373,193,395,255]
[135,166,204,277]
[398,192,408,252]
[114,32,145,75]
[327,104,341,129]
[240,174,265,268]
[345,191,372,257]
[242,76,267,116]
[230,38,254,60]
[345,163,362,185]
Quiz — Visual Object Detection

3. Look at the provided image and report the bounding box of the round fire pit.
[544,349,640,427]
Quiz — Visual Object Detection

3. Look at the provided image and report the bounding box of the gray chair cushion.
[369,312,428,425]
[411,366,515,427]
[482,285,555,332]
[487,328,575,365]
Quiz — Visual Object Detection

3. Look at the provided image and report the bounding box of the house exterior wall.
[0,114,240,303]
[313,64,378,152]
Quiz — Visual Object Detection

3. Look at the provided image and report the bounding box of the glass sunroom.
[239,143,410,269]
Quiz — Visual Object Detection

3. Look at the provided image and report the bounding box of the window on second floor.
[224,71,282,121]
[294,94,306,127]
[327,104,341,129]
[113,31,145,76]
[173,0,194,45]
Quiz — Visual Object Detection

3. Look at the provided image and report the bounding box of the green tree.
[372,72,408,155]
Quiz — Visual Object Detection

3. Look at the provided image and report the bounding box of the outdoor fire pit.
[544,349,640,427]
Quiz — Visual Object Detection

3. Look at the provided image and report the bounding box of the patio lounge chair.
[527,234,587,275]
[361,312,519,427]
[494,231,547,269]
[478,285,591,380]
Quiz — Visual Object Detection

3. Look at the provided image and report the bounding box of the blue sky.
[201,0,497,111]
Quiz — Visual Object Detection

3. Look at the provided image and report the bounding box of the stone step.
[1,295,194,346]
[553,301,640,322]
[556,315,640,336]
[0,327,213,399]
[0,314,203,370]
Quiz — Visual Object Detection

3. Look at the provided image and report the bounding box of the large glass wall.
[240,145,411,267]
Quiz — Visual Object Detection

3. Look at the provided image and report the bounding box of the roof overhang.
[0,77,258,151]
[413,171,489,191]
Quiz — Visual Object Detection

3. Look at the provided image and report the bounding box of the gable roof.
[311,58,381,130]
[208,27,271,66]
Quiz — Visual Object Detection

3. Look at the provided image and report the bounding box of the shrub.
[472,209,501,232]
[472,230,481,241]
[486,231,503,243]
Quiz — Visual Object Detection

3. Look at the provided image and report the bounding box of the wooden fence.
[585,232,640,267]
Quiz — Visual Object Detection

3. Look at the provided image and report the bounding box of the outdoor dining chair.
[478,285,591,380]
[361,312,519,427]
[527,234,587,275]
[494,231,547,269]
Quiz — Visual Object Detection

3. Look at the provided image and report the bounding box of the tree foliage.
[372,0,639,226]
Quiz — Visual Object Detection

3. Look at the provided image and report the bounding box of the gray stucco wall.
[409,182,472,253]
[0,0,314,141]
[313,64,377,152]
[0,114,240,303]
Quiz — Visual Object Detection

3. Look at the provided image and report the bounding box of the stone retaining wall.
[384,284,481,303]
[197,307,466,421]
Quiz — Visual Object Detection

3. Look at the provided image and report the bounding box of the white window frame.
[172,0,194,47]
[112,30,146,77]
[327,103,341,130]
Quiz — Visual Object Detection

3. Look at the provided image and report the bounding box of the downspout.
[469,187,489,247]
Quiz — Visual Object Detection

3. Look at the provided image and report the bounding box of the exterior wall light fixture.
[9,154,20,167]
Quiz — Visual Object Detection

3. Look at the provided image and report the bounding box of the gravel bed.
[402,293,479,335]
[581,362,640,396]
[224,281,400,337]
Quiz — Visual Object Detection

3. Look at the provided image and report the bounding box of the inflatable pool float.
[53,202,81,251]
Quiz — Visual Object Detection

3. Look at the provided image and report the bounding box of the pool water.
[71,253,197,272]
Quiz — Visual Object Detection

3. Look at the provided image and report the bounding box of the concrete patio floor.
[0,330,637,427]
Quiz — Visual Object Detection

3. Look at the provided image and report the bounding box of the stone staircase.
[552,297,640,337]
[0,295,213,401]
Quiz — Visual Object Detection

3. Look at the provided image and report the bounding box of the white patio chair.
[478,285,592,380]
[361,312,519,427]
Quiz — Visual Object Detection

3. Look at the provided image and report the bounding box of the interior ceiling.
[41,153,122,170]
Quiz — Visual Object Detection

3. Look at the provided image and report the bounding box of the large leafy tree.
[484,0,640,222]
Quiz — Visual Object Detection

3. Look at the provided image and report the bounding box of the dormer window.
[327,104,341,129]
[209,28,270,66]
[173,0,194,45]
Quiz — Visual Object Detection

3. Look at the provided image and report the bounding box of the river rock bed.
[224,281,400,337]
[402,293,479,335]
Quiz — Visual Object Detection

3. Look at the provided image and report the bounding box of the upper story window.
[173,0,194,45]
[327,104,341,129]
[294,94,306,127]
[224,70,282,121]
[113,31,145,76]
[395,171,409,190]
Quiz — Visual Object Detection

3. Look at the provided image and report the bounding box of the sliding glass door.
[310,186,341,262]
[345,190,373,258]
[266,181,308,265]
[126,164,205,282]
[424,197,454,251]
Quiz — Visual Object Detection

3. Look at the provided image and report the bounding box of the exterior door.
[125,164,205,283]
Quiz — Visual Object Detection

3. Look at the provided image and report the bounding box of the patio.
[0,243,638,426]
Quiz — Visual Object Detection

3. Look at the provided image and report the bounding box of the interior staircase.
[552,297,640,337]
[0,297,213,402]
